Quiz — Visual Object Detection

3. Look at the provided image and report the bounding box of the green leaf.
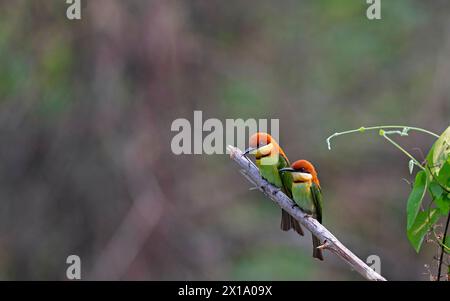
[407,209,440,253]
[406,171,428,230]
[435,196,450,215]
[429,180,444,199]
[427,126,450,176]
[429,180,449,215]
[445,234,450,253]
[437,158,450,191]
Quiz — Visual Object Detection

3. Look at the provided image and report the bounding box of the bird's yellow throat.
[250,143,274,159]
[291,172,313,183]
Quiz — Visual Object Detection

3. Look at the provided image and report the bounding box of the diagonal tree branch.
[227,145,387,281]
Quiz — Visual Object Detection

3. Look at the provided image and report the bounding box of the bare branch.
[227,145,387,281]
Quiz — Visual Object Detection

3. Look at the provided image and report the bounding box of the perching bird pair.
[244,132,324,261]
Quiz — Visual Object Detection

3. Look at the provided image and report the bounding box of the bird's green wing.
[277,154,304,236]
[280,170,293,199]
[311,183,323,224]
[278,155,293,198]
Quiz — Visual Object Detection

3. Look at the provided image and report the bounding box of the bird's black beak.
[242,147,256,156]
[279,167,295,173]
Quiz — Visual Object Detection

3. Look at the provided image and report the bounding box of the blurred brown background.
[0,0,449,280]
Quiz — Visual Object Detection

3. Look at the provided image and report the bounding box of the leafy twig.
[326,126,440,150]
[379,130,425,171]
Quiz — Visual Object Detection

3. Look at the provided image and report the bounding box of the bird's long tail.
[280,209,304,236]
[312,235,324,261]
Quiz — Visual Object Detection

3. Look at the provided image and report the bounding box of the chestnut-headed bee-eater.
[280,160,324,261]
[243,132,304,236]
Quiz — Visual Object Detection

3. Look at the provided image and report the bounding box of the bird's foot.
[291,203,299,209]
[271,188,281,196]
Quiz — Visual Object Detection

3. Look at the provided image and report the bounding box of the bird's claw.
[271,188,281,196]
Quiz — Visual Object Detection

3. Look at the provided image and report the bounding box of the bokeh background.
[0,0,449,280]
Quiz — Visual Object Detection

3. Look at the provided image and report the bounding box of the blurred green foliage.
[232,246,315,280]
[0,0,449,280]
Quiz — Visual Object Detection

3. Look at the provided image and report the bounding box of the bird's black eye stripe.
[297,167,309,173]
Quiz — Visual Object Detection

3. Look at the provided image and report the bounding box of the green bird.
[280,160,324,261]
[244,132,304,236]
